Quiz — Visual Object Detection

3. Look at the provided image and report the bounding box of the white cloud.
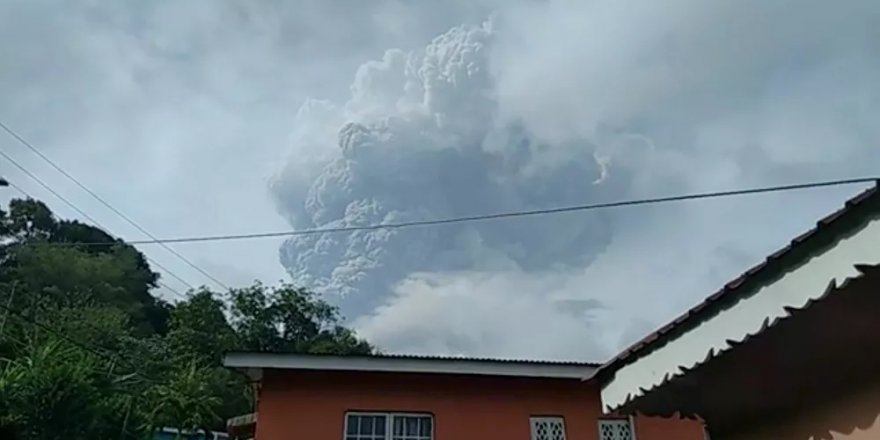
[489,0,880,178]
[355,270,610,362]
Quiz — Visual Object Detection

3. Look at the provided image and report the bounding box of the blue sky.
[1,0,878,361]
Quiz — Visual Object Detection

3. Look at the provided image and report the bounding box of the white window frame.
[529,416,568,440]
[597,416,637,440]
[344,412,434,440]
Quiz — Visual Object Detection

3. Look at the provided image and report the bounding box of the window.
[345,413,433,440]
[530,417,567,440]
[598,418,634,440]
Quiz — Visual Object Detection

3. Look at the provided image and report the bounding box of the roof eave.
[223,352,596,380]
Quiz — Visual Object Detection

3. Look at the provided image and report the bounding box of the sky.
[1,0,879,362]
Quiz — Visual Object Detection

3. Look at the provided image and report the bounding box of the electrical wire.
[3,177,227,365]
[0,148,191,298]
[33,176,880,247]
[0,184,205,426]
[0,120,230,291]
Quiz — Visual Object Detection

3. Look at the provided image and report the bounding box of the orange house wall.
[253,369,705,440]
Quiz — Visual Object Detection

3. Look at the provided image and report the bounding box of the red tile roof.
[596,181,880,379]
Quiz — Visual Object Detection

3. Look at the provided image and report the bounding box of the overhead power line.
[39,176,880,247]
[0,120,230,291]
[3,177,185,297]
[0,148,190,298]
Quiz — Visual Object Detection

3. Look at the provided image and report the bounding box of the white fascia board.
[601,216,880,411]
[224,353,594,380]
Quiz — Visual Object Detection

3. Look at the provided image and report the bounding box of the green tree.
[228,282,373,355]
[0,199,170,335]
[0,337,147,440]
[145,360,223,435]
[158,283,374,432]
[0,197,376,438]
[166,289,237,366]
[163,290,253,430]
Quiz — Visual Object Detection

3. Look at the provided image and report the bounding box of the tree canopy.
[0,198,374,439]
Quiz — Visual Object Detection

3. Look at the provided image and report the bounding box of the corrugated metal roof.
[227,350,600,367]
[224,351,598,380]
[360,352,600,366]
[597,181,880,379]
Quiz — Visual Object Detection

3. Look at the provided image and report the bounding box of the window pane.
[374,416,387,435]
[346,416,359,435]
[394,416,405,436]
[405,417,419,435]
[359,416,374,435]
[419,417,432,437]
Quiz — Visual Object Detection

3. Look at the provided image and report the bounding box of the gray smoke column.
[270,1,880,359]
[270,22,624,317]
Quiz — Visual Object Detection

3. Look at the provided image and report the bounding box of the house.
[223,352,706,440]
[597,182,880,439]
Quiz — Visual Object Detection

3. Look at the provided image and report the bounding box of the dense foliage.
[0,198,373,439]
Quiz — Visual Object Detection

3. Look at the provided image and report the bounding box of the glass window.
[391,415,431,440]
[345,413,432,440]
[531,417,567,440]
[345,414,388,440]
[597,418,633,440]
